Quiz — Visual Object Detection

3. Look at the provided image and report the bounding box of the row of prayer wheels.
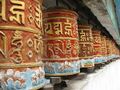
[0,1,120,89]
[43,8,120,75]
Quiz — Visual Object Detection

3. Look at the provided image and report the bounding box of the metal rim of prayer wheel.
[43,7,80,76]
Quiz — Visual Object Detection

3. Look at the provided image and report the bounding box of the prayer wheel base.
[44,61,80,77]
[0,66,46,90]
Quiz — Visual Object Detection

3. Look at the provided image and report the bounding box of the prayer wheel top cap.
[43,7,78,19]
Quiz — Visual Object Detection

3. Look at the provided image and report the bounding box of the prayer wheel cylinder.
[106,38,112,55]
[111,41,116,55]
[92,29,104,64]
[43,8,80,76]
[92,29,102,57]
[110,40,118,59]
[101,35,107,56]
[78,25,93,59]
[106,37,113,61]
[78,25,94,68]
[0,0,45,90]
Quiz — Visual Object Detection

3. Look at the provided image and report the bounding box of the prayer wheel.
[110,40,117,59]
[92,29,102,57]
[101,35,107,56]
[106,37,113,60]
[78,25,94,68]
[111,41,116,55]
[116,46,119,55]
[0,0,45,90]
[106,38,110,55]
[106,38,112,55]
[101,35,107,62]
[92,29,103,64]
[43,8,80,76]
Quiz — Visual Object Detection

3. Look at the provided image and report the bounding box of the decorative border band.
[43,17,76,21]
[43,37,79,40]
[0,26,39,33]
[43,57,79,61]
[0,62,43,68]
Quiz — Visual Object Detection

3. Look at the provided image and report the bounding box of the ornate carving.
[66,40,72,57]
[10,31,23,64]
[54,22,63,35]
[44,61,80,76]
[0,67,45,90]
[35,1,42,29]
[79,29,92,42]
[44,20,74,37]
[0,31,7,58]
[9,0,25,24]
[44,23,53,34]
[78,25,93,59]
[27,50,33,58]
[28,5,34,24]
[27,0,42,29]
[34,33,43,55]
[59,61,73,72]
[27,38,33,48]
[64,20,72,36]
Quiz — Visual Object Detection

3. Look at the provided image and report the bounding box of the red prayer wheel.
[78,25,94,68]
[111,41,116,55]
[78,25,93,59]
[0,0,45,89]
[106,38,112,55]
[101,35,107,56]
[92,29,102,57]
[106,37,114,61]
[43,8,80,76]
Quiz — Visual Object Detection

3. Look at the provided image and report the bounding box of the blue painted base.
[0,67,46,90]
[44,60,80,76]
[94,57,105,64]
